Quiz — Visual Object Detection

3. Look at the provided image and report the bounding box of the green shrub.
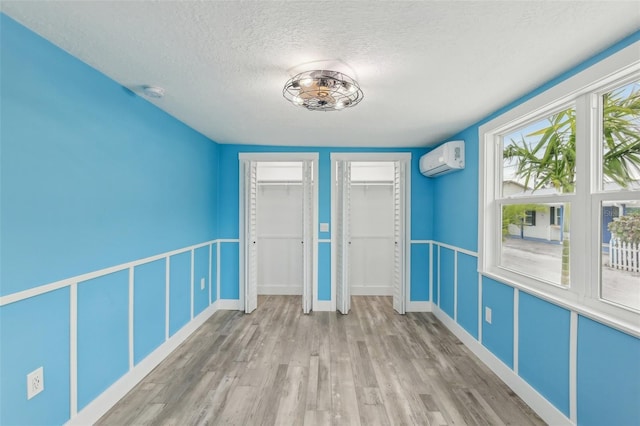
[608,212,640,244]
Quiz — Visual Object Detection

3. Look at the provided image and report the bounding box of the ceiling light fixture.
[283,70,363,111]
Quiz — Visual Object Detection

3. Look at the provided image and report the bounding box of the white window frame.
[550,206,562,226]
[479,41,640,336]
[523,210,536,227]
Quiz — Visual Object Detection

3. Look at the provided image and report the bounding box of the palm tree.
[602,84,640,186]
[503,82,640,285]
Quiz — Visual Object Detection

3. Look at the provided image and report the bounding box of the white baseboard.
[218,299,242,310]
[350,286,393,296]
[406,301,432,312]
[66,301,220,426]
[312,300,431,312]
[431,306,571,426]
[258,285,302,295]
[313,300,333,311]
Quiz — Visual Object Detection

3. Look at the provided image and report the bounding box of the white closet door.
[302,160,313,314]
[392,161,406,314]
[335,161,345,314]
[245,161,258,314]
[336,161,352,314]
[344,163,352,314]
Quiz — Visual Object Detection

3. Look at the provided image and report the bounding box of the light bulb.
[346,82,357,94]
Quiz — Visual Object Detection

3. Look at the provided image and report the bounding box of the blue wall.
[432,133,479,251]
[577,316,640,426]
[439,247,455,317]
[0,14,220,425]
[410,244,430,302]
[193,246,211,316]
[77,271,129,410]
[133,259,166,364]
[0,289,71,425]
[430,29,640,425]
[220,241,240,300]
[432,244,439,304]
[211,243,219,304]
[456,253,478,339]
[519,293,570,416]
[169,252,192,336]
[318,243,332,301]
[0,15,219,297]
[481,277,514,368]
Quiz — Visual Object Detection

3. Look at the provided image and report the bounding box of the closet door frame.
[330,152,412,313]
[238,152,319,313]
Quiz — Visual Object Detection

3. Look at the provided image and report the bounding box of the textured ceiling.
[2,1,639,147]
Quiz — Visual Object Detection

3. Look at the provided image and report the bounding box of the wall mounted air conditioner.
[420,140,465,177]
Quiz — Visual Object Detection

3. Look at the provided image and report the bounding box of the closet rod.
[257,180,304,186]
[351,180,394,186]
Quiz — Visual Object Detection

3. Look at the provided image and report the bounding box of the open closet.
[349,162,396,296]
[332,154,410,315]
[256,162,304,296]
[239,154,317,314]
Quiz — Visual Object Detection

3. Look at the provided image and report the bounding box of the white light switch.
[485,307,492,324]
[200,278,205,290]
[320,223,330,232]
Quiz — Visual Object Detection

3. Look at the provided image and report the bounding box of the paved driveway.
[501,237,639,311]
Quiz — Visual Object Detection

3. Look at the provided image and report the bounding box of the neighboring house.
[603,202,640,246]
[503,180,564,243]
[504,180,640,245]
[506,207,564,242]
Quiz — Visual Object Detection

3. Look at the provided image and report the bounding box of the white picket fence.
[609,237,640,273]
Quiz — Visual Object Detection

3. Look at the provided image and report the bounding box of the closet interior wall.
[256,163,303,295]
[349,162,395,296]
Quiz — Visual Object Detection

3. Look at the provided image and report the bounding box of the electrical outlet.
[200,278,205,290]
[27,367,44,399]
[485,307,492,324]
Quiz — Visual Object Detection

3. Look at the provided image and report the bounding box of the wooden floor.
[98,296,544,426]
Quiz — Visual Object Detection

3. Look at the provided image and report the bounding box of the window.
[524,210,536,226]
[597,80,640,313]
[501,202,570,287]
[550,206,562,226]
[480,42,640,332]
[498,107,576,288]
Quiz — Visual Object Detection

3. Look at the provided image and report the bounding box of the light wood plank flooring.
[98,296,544,426]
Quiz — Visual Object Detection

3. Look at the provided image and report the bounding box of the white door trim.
[238,153,319,313]
[244,161,258,313]
[334,160,351,314]
[330,152,412,313]
[302,159,313,314]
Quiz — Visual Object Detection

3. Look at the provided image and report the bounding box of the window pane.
[524,210,536,226]
[601,81,640,192]
[501,203,570,286]
[502,106,576,196]
[601,200,640,311]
